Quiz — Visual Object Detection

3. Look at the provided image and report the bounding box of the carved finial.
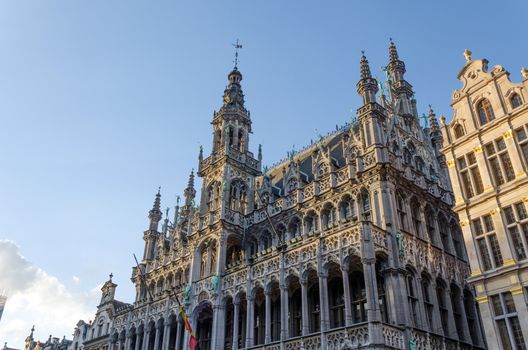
[232,39,243,68]
[463,49,472,62]
[522,67,528,79]
[109,272,113,281]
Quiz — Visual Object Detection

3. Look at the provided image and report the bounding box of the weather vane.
[233,39,243,68]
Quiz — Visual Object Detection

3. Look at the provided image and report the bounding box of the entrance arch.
[194,301,213,350]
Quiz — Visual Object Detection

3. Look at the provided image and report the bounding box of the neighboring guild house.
[69,274,131,350]
[441,50,528,349]
[22,327,71,350]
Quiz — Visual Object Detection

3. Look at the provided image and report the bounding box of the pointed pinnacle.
[389,38,399,62]
[360,51,372,79]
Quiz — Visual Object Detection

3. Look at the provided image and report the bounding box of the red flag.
[180,306,198,350]
[189,335,199,350]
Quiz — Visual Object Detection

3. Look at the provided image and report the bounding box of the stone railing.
[382,325,404,349]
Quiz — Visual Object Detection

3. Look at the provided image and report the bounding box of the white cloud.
[0,240,99,348]
[72,276,80,284]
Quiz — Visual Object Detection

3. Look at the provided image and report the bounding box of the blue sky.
[0,0,526,343]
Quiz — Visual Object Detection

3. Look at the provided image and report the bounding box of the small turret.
[428,106,443,157]
[356,52,379,104]
[184,170,196,207]
[99,273,117,305]
[148,188,162,231]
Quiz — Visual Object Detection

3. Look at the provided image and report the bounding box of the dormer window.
[454,124,465,139]
[510,93,522,109]
[477,98,495,126]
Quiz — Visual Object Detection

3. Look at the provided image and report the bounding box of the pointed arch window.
[477,98,495,126]
[238,129,245,152]
[403,148,412,165]
[510,93,522,109]
[229,180,248,214]
[396,192,408,231]
[415,156,425,173]
[361,190,371,221]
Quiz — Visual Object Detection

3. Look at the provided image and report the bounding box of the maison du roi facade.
[35,41,489,350]
[441,50,528,349]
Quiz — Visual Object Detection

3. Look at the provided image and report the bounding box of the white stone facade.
[72,43,487,350]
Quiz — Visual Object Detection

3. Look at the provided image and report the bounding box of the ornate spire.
[148,188,162,231]
[184,170,196,206]
[357,51,378,104]
[172,195,180,227]
[389,38,399,63]
[360,51,372,79]
[429,105,440,133]
[221,68,246,113]
[387,38,407,80]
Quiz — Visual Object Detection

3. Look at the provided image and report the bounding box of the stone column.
[280,283,289,341]
[446,157,467,206]
[125,330,133,350]
[341,266,353,327]
[135,330,142,350]
[360,221,383,345]
[300,279,309,335]
[245,295,255,348]
[175,319,182,350]
[265,290,272,343]
[477,296,500,350]
[212,302,225,350]
[142,327,150,350]
[457,292,472,343]
[153,322,162,350]
[511,287,528,348]
[232,300,240,350]
[161,318,172,350]
[318,272,330,332]
[107,334,116,350]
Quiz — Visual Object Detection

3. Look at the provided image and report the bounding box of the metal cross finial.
[232,39,243,68]
[109,272,113,280]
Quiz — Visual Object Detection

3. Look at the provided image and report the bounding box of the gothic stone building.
[441,51,528,349]
[77,42,486,350]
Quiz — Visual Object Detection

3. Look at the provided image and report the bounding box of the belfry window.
[477,99,495,126]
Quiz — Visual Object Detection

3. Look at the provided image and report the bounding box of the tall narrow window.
[515,126,528,167]
[450,286,465,341]
[411,199,422,238]
[436,281,449,335]
[503,202,528,261]
[361,190,371,221]
[485,138,515,185]
[421,276,434,331]
[396,193,408,231]
[491,292,527,350]
[477,98,495,125]
[406,270,419,326]
[510,93,522,109]
[424,208,436,244]
[458,152,484,199]
[473,215,503,271]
